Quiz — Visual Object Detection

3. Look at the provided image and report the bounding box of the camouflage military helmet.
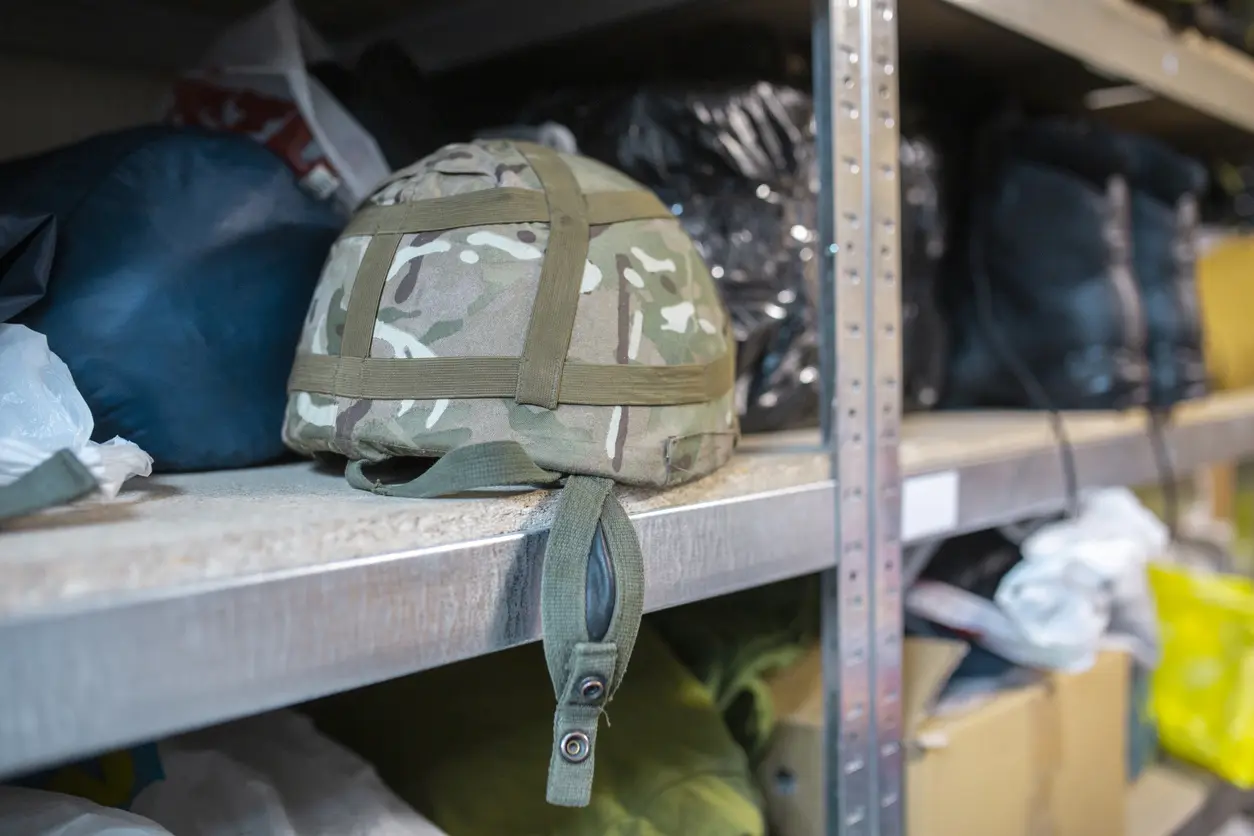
[283,139,737,809]
[284,139,736,485]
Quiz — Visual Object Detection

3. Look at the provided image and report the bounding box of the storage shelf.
[903,389,1254,541]
[0,439,834,780]
[5,389,1254,779]
[7,391,1254,777]
[920,0,1254,135]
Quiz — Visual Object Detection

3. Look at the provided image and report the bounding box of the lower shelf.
[1128,764,1254,836]
[5,390,1254,780]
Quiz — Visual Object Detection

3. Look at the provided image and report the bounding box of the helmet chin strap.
[345,440,645,808]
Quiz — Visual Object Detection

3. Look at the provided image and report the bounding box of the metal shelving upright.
[813,0,905,833]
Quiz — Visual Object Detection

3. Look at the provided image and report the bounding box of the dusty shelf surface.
[0,436,833,780]
[0,440,831,620]
[904,388,1254,473]
[919,0,1254,140]
[5,390,1254,779]
[900,389,1254,539]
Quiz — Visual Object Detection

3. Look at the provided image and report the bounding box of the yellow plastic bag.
[1149,563,1254,787]
[1197,233,1254,392]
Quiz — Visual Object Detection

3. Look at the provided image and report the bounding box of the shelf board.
[1126,765,1210,836]
[6,389,1254,779]
[911,0,1254,138]
[0,437,833,779]
[902,389,1254,541]
[1126,762,1254,836]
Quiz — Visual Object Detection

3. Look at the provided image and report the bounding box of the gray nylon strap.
[0,449,98,523]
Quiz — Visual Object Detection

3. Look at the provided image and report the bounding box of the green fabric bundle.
[306,624,764,836]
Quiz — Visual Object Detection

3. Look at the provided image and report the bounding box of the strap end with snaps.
[545,642,617,807]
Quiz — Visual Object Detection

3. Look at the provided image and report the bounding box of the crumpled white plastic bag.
[0,324,151,499]
[131,710,446,836]
[906,577,1099,672]
[906,488,1167,672]
[1005,487,1168,670]
[0,786,174,835]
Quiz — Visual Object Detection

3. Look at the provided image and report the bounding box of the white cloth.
[0,324,150,499]
[132,710,446,836]
[0,787,173,836]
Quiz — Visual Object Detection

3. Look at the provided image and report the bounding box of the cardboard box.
[758,641,1129,836]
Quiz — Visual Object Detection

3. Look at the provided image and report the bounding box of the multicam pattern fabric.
[283,140,737,488]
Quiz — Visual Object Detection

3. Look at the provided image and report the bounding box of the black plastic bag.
[535,83,822,433]
[942,119,1152,411]
[308,41,455,171]
[943,117,1207,412]
[1123,133,1209,407]
[527,83,950,430]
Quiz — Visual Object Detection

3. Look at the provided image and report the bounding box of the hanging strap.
[540,474,644,806]
[345,442,645,808]
[0,449,98,523]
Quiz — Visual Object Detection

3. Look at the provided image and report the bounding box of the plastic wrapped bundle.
[530,83,949,429]
[943,119,1152,411]
[529,83,822,433]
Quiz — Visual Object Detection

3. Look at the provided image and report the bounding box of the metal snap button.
[559,731,591,764]
[578,675,606,702]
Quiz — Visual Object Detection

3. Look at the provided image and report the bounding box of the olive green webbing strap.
[340,231,403,359]
[341,188,672,237]
[345,440,561,497]
[330,151,673,391]
[0,449,98,523]
[344,441,645,809]
[341,189,551,237]
[288,347,735,405]
[512,142,589,409]
[542,476,643,807]
[583,190,672,225]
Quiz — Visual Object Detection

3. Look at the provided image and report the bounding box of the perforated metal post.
[813,0,904,832]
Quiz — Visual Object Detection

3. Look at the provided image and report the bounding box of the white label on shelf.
[901,470,959,542]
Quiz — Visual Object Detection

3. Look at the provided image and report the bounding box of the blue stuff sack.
[0,127,343,472]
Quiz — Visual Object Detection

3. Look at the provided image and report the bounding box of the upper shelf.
[901,0,1254,143]
[6,389,1254,779]
[0,0,703,73]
